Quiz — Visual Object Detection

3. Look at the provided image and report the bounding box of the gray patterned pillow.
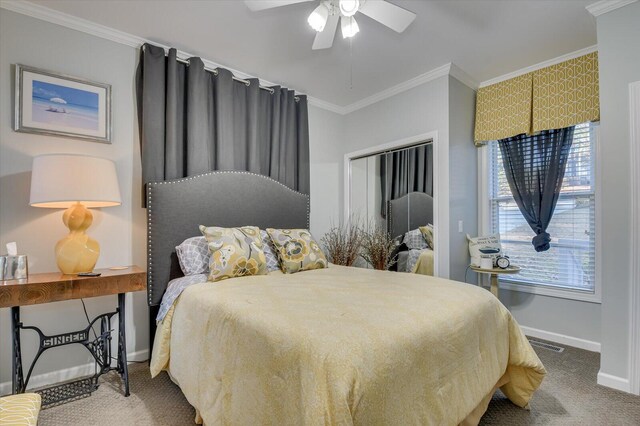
[260,230,280,272]
[175,236,210,276]
[404,228,429,250]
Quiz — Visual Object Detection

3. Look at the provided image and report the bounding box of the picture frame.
[14,64,111,143]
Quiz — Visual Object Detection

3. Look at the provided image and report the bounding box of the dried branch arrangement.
[320,219,364,266]
[360,222,399,271]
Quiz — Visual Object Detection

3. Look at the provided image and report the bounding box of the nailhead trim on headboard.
[146,170,310,305]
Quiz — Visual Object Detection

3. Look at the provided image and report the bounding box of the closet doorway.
[344,132,440,276]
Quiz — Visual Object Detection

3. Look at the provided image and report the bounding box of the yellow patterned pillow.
[266,228,328,274]
[199,225,268,282]
[419,224,434,250]
[0,393,41,426]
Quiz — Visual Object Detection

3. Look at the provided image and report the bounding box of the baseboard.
[597,371,631,393]
[520,325,601,353]
[0,349,149,396]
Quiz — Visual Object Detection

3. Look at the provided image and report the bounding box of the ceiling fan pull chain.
[350,36,353,90]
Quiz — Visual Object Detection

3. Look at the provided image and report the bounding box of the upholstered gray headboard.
[387,192,433,239]
[146,171,309,307]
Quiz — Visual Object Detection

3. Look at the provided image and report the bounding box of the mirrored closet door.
[347,141,436,275]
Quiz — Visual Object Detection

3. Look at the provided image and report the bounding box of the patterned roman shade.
[474,74,533,143]
[532,52,599,132]
[474,52,599,145]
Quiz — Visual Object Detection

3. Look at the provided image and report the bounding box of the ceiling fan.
[245,0,417,50]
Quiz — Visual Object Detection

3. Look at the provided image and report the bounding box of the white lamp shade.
[30,154,122,208]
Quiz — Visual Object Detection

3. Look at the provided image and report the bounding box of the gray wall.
[596,1,640,380]
[499,290,601,343]
[0,9,345,390]
[343,76,451,276]
[308,104,345,240]
[0,10,146,391]
[342,75,479,282]
[448,76,477,283]
[343,77,449,154]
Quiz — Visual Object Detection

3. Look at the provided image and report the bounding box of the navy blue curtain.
[498,126,575,252]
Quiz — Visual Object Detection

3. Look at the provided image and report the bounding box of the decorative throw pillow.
[419,224,435,250]
[199,225,268,282]
[175,236,210,276]
[260,229,281,272]
[266,228,328,274]
[404,228,428,250]
[467,234,502,267]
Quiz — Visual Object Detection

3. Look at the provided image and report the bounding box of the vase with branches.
[360,222,399,270]
[320,218,364,266]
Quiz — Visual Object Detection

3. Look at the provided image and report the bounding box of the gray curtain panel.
[136,43,310,199]
[499,126,575,252]
[380,144,433,218]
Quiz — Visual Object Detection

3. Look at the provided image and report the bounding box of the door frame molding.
[343,130,445,277]
[629,81,640,396]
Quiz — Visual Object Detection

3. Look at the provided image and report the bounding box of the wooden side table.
[0,266,145,407]
[470,265,521,297]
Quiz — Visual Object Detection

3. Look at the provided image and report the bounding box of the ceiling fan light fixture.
[341,15,359,38]
[308,3,329,32]
[339,0,360,17]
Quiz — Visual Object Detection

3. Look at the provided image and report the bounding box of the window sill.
[499,279,601,304]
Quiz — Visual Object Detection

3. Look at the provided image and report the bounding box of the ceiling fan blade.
[244,0,314,12]
[358,0,416,33]
[312,15,339,50]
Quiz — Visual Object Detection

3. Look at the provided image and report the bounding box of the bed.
[147,171,545,426]
[389,192,435,275]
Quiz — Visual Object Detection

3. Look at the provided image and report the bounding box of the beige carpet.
[38,340,640,425]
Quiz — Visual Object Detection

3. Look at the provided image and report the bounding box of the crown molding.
[449,63,479,91]
[586,0,638,17]
[0,0,345,114]
[1,0,476,116]
[478,45,598,88]
[307,97,347,114]
[338,62,478,115]
[0,0,143,47]
[341,64,452,115]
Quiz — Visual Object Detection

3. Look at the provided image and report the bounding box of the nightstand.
[470,265,521,297]
[0,266,145,407]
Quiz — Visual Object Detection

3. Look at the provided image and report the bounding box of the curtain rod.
[173,56,278,94]
[176,56,301,102]
[141,45,299,101]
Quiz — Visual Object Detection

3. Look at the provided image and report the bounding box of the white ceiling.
[28,0,597,107]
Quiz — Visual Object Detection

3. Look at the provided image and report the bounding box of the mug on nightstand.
[480,256,494,270]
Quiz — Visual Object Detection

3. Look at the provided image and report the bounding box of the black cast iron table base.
[11,293,130,408]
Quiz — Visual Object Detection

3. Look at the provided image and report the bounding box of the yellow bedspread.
[151,265,545,426]
[412,249,435,276]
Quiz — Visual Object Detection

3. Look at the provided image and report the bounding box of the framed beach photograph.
[14,64,111,143]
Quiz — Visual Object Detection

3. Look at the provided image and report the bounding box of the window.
[489,122,596,293]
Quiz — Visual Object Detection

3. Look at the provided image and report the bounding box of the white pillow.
[175,236,210,276]
[467,234,502,267]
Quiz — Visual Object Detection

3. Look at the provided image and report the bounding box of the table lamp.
[29,154,121,274]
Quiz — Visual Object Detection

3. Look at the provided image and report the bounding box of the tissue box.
[0,255,29,280]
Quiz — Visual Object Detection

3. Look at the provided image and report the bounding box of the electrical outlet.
[458,220,464,233]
